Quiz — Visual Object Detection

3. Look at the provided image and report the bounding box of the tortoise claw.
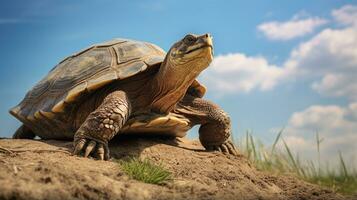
[73,138,86,155]
[220,143,229,154]
[96,143,105,160]
[84,141,96,157]
[225,141,238,155]
[206,141,238,156]
[73,137,110,160]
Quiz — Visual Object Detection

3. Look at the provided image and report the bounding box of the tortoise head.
[151,33,213,113]
[166,33,213,75]
[157,33,213,88]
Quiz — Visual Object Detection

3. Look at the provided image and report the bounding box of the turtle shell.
[10,38,205,137]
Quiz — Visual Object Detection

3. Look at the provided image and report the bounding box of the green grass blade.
[246,131,251,160]
[339,151,348,179]
[315,131,324,176]
[282,138,300,176]
[249,134,257,162]
[271,127,284,155]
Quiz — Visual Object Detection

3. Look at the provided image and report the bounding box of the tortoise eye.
[184,35,196,43]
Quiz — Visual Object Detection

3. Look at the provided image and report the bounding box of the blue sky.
[0,0,356,166]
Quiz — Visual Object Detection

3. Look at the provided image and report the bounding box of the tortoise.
[10,33,237,160]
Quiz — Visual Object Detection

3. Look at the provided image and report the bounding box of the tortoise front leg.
[73,90,131,160]
[175,95,238,155]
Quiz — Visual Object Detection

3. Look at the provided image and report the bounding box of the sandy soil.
[0,136,350,200]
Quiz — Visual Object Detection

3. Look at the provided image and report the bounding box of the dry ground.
[0,136,350,200]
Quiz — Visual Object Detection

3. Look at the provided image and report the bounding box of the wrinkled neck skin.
[150,55,210,114]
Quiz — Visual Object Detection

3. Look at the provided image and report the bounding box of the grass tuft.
[238,130,357,195]
[116,157,172,185]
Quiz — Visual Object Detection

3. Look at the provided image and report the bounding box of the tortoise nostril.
[204,34,209,38]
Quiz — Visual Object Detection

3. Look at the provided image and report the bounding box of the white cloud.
[312,73,357,101]
[332,4,357,26]
[202,5,357,100]
[257,15,327,40]
[268,5,357,168]
[200,53,284,95]
[285,27,357,100]
[281,103,357,168]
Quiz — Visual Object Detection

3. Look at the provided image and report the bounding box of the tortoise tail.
[13,124,36,139]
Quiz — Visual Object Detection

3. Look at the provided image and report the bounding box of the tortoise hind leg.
[174,94,238,155]
[13,124,36,139]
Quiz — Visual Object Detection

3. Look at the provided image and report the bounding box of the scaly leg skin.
[73,90,131,160]
[175,95,238,155]
[13,124,36,139]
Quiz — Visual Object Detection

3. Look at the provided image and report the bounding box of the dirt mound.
[0,136,348,200]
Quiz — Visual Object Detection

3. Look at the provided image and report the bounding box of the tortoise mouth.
[186,44,213,55]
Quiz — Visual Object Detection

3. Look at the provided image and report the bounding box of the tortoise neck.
[149,59,195,114]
